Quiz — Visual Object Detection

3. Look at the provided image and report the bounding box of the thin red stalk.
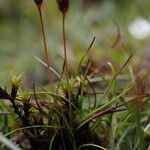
[77,94,147,130]
[77,106,126,130]
[62,12,71,105]
[37,6,51,82]
[62,13,68,80]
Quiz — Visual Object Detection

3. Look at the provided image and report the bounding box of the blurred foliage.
[0,0,150,86]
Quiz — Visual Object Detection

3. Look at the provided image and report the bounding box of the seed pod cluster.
[56,0,69,13]
[34,0,43,6]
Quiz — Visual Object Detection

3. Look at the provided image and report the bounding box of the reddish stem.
[37,5,51,82]
[62,12,68,80]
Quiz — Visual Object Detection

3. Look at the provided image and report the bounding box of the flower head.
[56,0,69,13]
[11,73,22,87]
[34,0,43,6]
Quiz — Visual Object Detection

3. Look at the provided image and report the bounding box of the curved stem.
[37,6,51,82]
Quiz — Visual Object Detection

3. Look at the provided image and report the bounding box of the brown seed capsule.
[56,0,69,13]
[34,0,43,6]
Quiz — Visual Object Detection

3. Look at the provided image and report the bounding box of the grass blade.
[0,134,22,150]
[78,143,107,150]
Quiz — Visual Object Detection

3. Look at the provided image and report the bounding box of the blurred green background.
[0,0,150,86]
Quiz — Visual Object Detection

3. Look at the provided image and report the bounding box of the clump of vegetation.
[0,0,150,150]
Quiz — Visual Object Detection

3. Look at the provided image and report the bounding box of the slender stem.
[62,13,72,115]
[37,6,51,82]
[62,12,68,80]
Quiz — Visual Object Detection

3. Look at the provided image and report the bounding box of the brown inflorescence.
[34,0,43,6]
[56,0,69,13]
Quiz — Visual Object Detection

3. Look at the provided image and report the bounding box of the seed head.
[34,0,43,6]
[56,0,69,13]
